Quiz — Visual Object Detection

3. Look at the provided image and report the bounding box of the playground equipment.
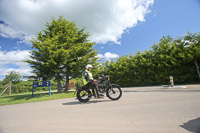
[32,81,51,97]
[63,80,74,89]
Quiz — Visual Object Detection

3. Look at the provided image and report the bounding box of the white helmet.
[86,64,93,69]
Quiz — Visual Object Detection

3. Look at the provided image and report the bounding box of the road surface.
[0,86,200,133]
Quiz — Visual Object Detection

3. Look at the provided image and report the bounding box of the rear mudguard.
[74,86,85,96]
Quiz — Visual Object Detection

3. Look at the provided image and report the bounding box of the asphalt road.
[0,86,200,133]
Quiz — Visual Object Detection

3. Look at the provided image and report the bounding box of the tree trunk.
[56,74,62,93]
[64,76,69,92]
[195,60,200,80]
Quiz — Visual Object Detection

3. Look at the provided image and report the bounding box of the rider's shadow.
[180,117,200,133]
[62,99,111,106]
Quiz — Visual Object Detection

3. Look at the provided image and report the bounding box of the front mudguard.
[111,84,120,88]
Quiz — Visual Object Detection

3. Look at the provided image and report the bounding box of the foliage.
[26,16,98,92]
[2,71,22,85]
[102,32,200,87]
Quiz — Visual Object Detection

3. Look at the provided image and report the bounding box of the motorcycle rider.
[82,64,104,98]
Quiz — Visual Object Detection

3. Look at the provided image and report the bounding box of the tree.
[2,71,22,95]
[26,16,98,92]
[102,32,200,87]
[182,32,200,80]
[2,71,21,84]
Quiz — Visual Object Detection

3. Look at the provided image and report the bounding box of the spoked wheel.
[99,87,105,93]
[106,85,122,100]
[77,89,91,102]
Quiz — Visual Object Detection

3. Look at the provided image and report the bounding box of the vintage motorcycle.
[75,75,122,102]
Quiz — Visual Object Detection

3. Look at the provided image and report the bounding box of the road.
[0,86,200,133]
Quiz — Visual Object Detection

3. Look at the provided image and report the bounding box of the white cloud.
[0,24,23,39]
[0,24,34,45]
[97,52,119,61]
[0,0,154,44]
[0,50,32,76]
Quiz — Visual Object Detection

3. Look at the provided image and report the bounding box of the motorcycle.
[75,75,122,102]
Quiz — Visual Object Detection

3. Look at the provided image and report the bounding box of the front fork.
[106,84,113,97]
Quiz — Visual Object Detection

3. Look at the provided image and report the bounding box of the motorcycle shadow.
[62,99,112,106]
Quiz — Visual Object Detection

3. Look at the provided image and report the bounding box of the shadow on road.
[62,99,112,105]
[180,117,200,133]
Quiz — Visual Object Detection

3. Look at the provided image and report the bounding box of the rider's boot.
[92,88,96,98]
[95,85,104,99]
[96,93,104,99]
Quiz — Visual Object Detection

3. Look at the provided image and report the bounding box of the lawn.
[0,91,76,106]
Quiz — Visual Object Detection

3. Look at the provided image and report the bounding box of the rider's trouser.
[86,81,99,97]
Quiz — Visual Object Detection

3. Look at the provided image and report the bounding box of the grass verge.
[0,91,76,106]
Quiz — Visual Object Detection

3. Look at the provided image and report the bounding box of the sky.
[0,0,200,79]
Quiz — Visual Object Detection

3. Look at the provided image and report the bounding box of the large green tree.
[26,16,98,92]
[182,32,200,79]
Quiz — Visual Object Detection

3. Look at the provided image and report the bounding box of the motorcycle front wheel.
[77,89,91,102]
[106,84,122,100]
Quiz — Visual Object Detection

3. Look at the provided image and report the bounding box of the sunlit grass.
[0,91,76,106]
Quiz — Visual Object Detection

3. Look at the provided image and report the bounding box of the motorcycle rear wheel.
[77,89,91,102]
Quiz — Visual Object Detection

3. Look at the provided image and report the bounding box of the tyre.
[106,84,122,100]
[77,89,91,102]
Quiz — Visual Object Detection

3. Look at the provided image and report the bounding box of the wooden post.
[169,76,174,87]
[0,84,10,96]
[9,81,12,95]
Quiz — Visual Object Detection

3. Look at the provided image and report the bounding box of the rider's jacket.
[82,70,94,85]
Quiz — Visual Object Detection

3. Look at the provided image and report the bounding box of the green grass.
[0,91,76,106]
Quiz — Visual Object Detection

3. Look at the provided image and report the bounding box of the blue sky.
[95,0,200,57]
[0,0,200,79]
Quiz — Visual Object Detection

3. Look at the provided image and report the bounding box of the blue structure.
[32,81,51,97]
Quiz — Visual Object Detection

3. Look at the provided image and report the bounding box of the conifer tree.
[26,16,98,92]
